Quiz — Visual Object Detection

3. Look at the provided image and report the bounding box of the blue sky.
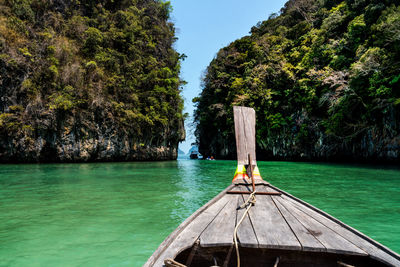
[169,0,288,153]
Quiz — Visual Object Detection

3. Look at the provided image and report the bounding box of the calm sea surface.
[0,159,399,266]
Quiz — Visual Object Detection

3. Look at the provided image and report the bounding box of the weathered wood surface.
[236,194,258,248]
[233,177,268,185]
[249,185,301,250]
[276,196,367,256]
[271,185,400,267]
[146,104,400,266]
[251,194,300,249]
[200,194,239,247]
[233,106,256,165]
[144,185,234,267]
[150,196,229,266]
[235,184,252,192]
[272,195,326,252]
[144,182,400,267]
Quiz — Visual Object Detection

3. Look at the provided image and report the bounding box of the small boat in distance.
[144,106,400,267]
[189,145,200,159]
[190,151,199,159]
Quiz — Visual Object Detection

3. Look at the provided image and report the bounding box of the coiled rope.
[233,191,257,267]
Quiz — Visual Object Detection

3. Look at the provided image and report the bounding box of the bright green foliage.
[194,0,400,159]
[0,0,185,150]
[83,27,103,56]
[48,86,79,111]
[372,5,400,49]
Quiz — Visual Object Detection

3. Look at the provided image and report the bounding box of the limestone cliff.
[194,0,400,163]
[0,0,185,162]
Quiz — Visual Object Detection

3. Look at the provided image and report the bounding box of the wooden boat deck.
[144,107,400,266]
[144,179,400,266]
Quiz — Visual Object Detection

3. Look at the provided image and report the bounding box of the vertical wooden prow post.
[229,106,281,195]
[233,106,256,167]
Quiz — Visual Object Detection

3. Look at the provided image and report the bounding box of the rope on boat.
[233,191,257,267]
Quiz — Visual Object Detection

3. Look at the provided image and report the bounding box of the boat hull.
[174,246,390,267]
[189,154,198,159]
[144,180,400,267]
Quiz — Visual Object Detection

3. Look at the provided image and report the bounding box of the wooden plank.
[228,184,282,195]
[144,185,234,266]
[236,194,259,248]
[277,192,400,266]
[276,196,367,256]
[242,106,256,165]
[234,106,246,165]
[150,195,230,265]
[200,194,239,247]
[248,194,301,250]
[272,197,326,252]
[235,184,252,192]
[258,184,279,194]
[233,178,268,185]
[233,106,256,165]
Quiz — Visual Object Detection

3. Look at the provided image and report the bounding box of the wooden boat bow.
[144,106,400,267]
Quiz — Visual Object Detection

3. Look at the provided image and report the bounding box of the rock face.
[254,107,400,162]
[0,0,185,162]
[0,136,180,163]
[194,0,400,163]
[0,106,185,162]
[197,106,399,163]
[0,138,179,163]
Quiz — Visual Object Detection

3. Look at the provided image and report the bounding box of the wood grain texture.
[258,184,279,194]
[146,181,400,267]
[242,107,256,165]
[234,106,246,164]
[236,194,259,248]
[279,193,400,266]
[150,196,230,266]
[233,178,268,185]
[144,185,234,266]
[200,194,239,247]
[235,184,252,192]
[248,194,301,250]
[233,106,256,165]
[276,196,367,256]
[272,197,326,252]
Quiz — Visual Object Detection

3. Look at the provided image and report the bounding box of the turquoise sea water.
[0,159,399,266]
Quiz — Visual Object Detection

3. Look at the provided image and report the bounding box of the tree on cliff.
[0,0,185,162]
[193,0,400,162]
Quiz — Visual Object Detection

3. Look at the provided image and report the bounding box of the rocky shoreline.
[0,135,180,163]
[198,108,400,163]
[0,112,185,163]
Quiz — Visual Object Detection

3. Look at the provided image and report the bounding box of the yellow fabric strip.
[233,164,262,180]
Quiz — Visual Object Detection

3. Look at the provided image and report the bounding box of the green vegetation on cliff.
[0,0,185,162]
[194,0,400,161]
